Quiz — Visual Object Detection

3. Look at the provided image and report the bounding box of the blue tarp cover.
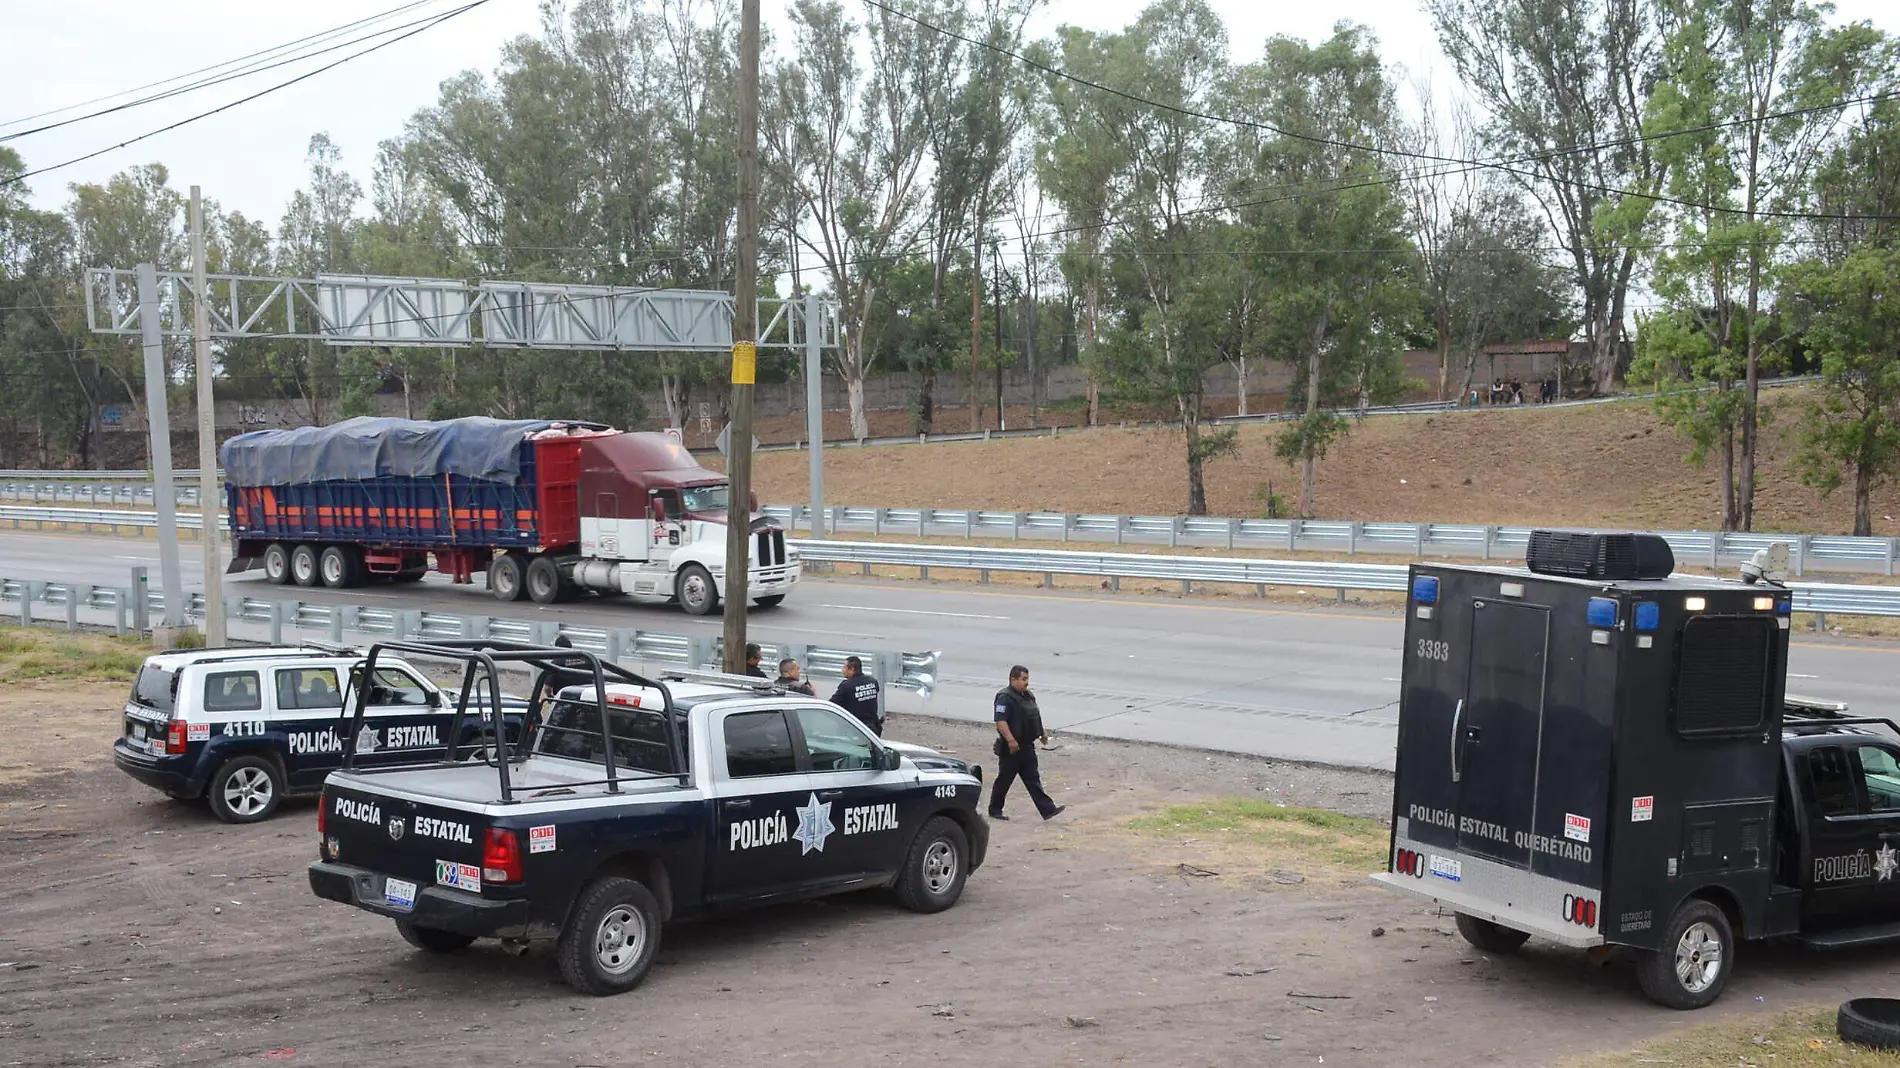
[221,417,555,488]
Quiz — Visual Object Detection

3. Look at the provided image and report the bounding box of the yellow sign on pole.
[732,340,757,385]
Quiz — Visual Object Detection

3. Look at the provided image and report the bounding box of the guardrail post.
[21,581,40,625]
[877,651,900,718]
[111,589,127,635]
[67,585,85,630]
[1288,519,1301,551]
[1042,570,1053,588]
[1226,519,1237,551]
[268,601,285,645]
[1061,514,1073,544]
[1109,575,1120,592]
[978,568,989,584]
[395,611,419,641]
[1347,521,1362,556]
[466,615,490,640]
[1337,587,1347,604]
[1414,524,1426,557]
[918,564,930,580]
[1888,538,1897,578]
[1795,535,1810,577]
[1481,526,1497,561]
[918,508,930,537]
[1181,579,1192,595]
[873,507,886,536]
[607,629,628,662]
[1254,583,1265,598]
[1815,611,1828,632]
[1710,533,1722,570]
[328,606,346,644]
[1116,515,1127,546]
[690,634,717,670]
[130,566,149,630]
[963,511,973,539]
[1169,517,1181,548]
[1012,512,1024,540]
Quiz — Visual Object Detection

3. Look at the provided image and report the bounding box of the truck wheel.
[1637,899,1733,1010]
[557,876,663,996]
[527,557,563,604]
[290,544,320,587]
[676,564,718,616]
[207,756,283,824]
[895,816,969,913]
[1455,913,1531,954]
[753,595,786,608]
[319,546,361,588]
[396,919,476,954]
[489,554,526,601]
[262,543,292,585]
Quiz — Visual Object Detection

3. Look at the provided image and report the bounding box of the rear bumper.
[113,742,200,798]
[1370,834,1606,949]
[308,861,534,938]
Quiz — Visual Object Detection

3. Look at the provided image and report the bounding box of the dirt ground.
[5,684,1900,1068]
[750,386,1900,537]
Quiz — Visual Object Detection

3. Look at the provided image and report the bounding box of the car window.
[130,664,177,712]
[203,671,262,712]
[276,667,342,711]
[1858,746,1900,813]
[724,710,797,778]
[794,706,877,772]
[367,668,430,707]
[533,698,678,774]
[1810,746,1860,818]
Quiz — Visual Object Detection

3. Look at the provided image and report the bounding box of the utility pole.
[722,0,760,674]
[135,263,185,632]
[969,225,983,431]
[804,290,825,538]
[190,187,225,646]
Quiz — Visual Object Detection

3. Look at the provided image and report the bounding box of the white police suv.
[114,646,522,823]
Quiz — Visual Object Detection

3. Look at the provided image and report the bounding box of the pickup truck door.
[342,666,456,764]
[1801,742,1900,919]
[789,705,913,883]
[705,708,815,903]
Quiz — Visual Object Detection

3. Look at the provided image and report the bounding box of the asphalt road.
[5,529,1896,771]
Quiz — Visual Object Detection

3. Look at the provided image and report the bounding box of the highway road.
[4,529,1896,771]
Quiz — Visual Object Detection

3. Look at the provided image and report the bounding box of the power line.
[1,1,467,145]
[0,0,493,190]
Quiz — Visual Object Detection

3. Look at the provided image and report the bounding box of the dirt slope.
[752,389,1898,537]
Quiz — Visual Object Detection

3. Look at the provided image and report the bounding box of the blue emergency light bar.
[1412,576,1439,604]
[1587,597,1618,628]
[1634,602,1661,631]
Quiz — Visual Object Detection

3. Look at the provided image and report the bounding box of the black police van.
[307,640,988,996]
[1374,530,1900,1009]
[113,646,523,823]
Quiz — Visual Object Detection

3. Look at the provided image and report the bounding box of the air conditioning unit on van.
[1526,530,1675,580]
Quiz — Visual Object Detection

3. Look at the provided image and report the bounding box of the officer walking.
[989,665,1064,821]
[830,656,883,735]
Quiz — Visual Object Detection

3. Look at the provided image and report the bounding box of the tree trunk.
[1083,274,1101,427]
[1589,328,1620,398]
[1236,355,1249,417]
[1719,412,1738,532]
[1184,405,1207,517]
[1740,253,1764,532]
[661,373,686,429]
[846,372,868,442]
[969,226,983,432]
[918,369,935,433]
[1024,293,1039,428]
[401,372,414,419]
[1301,319,1324,518]
[1854,455,1873,538]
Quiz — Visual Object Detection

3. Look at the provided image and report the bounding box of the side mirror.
[880,746,903,772]
[427,690,444,709]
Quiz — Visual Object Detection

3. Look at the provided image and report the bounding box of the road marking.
[1789,673,1818,678]
[816,603,1009,620]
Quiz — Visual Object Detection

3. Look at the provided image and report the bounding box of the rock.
[1370,927,1386,938]
[1062,1016,1099,1028]
[1270,870,1305,885]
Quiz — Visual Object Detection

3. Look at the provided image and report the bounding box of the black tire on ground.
[396,920,476,954]
[1839,999,1900,1051]
[526,556,563,605]
[1455,913,1532,954]
[895,816,970,913]
[319,545,361,589]
[1637,898,1734,1010]
[206,755,283,824]
[393,567,427,583]
[489,554,527,602]
[262,543,292,585]
[556,876,663,996]
[290,544,320,588]
[753,594,786,608]
[675,564,718,616]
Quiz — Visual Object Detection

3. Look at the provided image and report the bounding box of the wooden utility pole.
[969,225,982,431]
[191,187,225,646]
[722,0,760,673]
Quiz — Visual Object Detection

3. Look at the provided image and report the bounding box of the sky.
[3,0,1897,229]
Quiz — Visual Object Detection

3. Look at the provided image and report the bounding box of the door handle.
[1450,699,1466,784]
[724,798,752,810]
[817,790,844,800]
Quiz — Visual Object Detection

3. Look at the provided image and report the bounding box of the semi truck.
[222,417,797,615]
[1372,530,1900,1009]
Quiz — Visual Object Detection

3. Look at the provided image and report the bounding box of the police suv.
[1374,531,1900,1009]
[307,640,989,996]
[114,646,521,824]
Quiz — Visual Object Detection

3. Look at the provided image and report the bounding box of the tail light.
[484,827,523,884]
[162,720,187,755]
[317,796,327,835]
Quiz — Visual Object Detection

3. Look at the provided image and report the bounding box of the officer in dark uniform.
[744,642,767,678]
[989,665,1063,821]
[829,656,882,735]
[775,657,816,696]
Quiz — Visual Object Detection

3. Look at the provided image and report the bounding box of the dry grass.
[1100,795,1391,890]
[1572,1008,1900,1068]
[0,624,147,683]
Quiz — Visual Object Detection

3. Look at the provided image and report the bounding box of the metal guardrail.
[0,481,201,506]
[765,505,1900,577]
[0,578,940,697]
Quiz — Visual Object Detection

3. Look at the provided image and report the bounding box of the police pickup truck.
[307,639,988,996]
[114,646,523,824]
[1373,531,1900,1010]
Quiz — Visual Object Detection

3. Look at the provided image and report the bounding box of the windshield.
[680,484,729,514]
[130,665,177,713]
[534,698,683,774]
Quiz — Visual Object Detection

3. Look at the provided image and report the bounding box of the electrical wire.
[0,0,493,190]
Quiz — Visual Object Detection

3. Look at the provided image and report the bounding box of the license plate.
[131,724,146,742]
[383,877,417,910]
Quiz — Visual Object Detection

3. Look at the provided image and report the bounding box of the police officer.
[830,656,882,735]
[989,665,1063,821]
[775,657,816,696]
[744,642,767,678]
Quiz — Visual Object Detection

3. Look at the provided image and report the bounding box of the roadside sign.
[716,423,760,457]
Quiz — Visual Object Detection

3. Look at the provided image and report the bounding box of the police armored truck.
[114,646,522,823]
[307,640,988,996]
[1373,531,1900,1009]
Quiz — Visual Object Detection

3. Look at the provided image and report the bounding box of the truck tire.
[319,545,362,588]
[207,755,283,824]
[753,595,786,608]
[290,544,320,587]
[263,543,292,585]
[557,876,663,996]
[1637,898,1733,1010]
[895,816,969,913]
[527,556,563,604]
[489,554,526,602]
[676,564,718,616]
[1838,998,1900,1051]
[395,919,476,954]
[1455,913,1531,954]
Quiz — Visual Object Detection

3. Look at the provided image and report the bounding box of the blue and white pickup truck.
[307,641,988,996]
